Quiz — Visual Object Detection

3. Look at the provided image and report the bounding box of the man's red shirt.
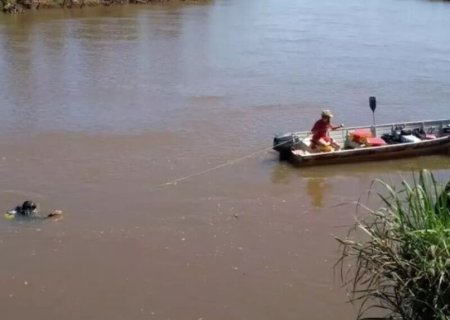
[311,119,331,142]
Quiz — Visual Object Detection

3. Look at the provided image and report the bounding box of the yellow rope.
[153,139,294,189]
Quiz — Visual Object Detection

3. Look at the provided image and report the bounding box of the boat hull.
[289,136,450,167]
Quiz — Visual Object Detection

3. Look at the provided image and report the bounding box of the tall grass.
[336,170,450,320]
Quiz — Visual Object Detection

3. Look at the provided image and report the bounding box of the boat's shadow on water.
[271,154,450,178]
[268,154,450,209]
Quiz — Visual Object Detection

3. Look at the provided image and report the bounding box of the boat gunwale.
[290,118,450,137]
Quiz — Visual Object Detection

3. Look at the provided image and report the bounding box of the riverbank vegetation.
[1,0,207,14]
[336,170,450,320]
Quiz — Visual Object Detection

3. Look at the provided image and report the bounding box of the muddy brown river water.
[1,0,450,319]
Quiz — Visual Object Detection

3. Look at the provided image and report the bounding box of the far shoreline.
[2,0,210,14]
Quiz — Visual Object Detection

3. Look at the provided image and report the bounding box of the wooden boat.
[273,96,450,167]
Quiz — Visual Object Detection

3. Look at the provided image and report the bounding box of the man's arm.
[331,124,344,130]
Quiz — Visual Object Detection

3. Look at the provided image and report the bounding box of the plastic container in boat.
[351,129,373,143]
[365,137,387,146]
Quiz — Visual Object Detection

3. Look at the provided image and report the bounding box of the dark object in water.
[5,200,63,220]
[16,200,38,216]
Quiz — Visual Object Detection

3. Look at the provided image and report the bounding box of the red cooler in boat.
[365,137,387,147]
[351,129,373,144]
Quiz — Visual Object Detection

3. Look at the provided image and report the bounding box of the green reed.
[336,170,450,320]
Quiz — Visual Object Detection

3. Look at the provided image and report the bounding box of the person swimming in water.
[5,200,63,219]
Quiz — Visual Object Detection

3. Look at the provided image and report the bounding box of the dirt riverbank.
[1,0,208,14]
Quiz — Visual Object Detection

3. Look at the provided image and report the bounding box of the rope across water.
[153,139,294,189]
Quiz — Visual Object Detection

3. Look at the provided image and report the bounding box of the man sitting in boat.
[310,110,344,152]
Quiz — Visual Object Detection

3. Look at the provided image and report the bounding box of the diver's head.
[20,201,37,215]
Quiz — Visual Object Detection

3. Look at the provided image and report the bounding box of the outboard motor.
[273,132,300,155]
